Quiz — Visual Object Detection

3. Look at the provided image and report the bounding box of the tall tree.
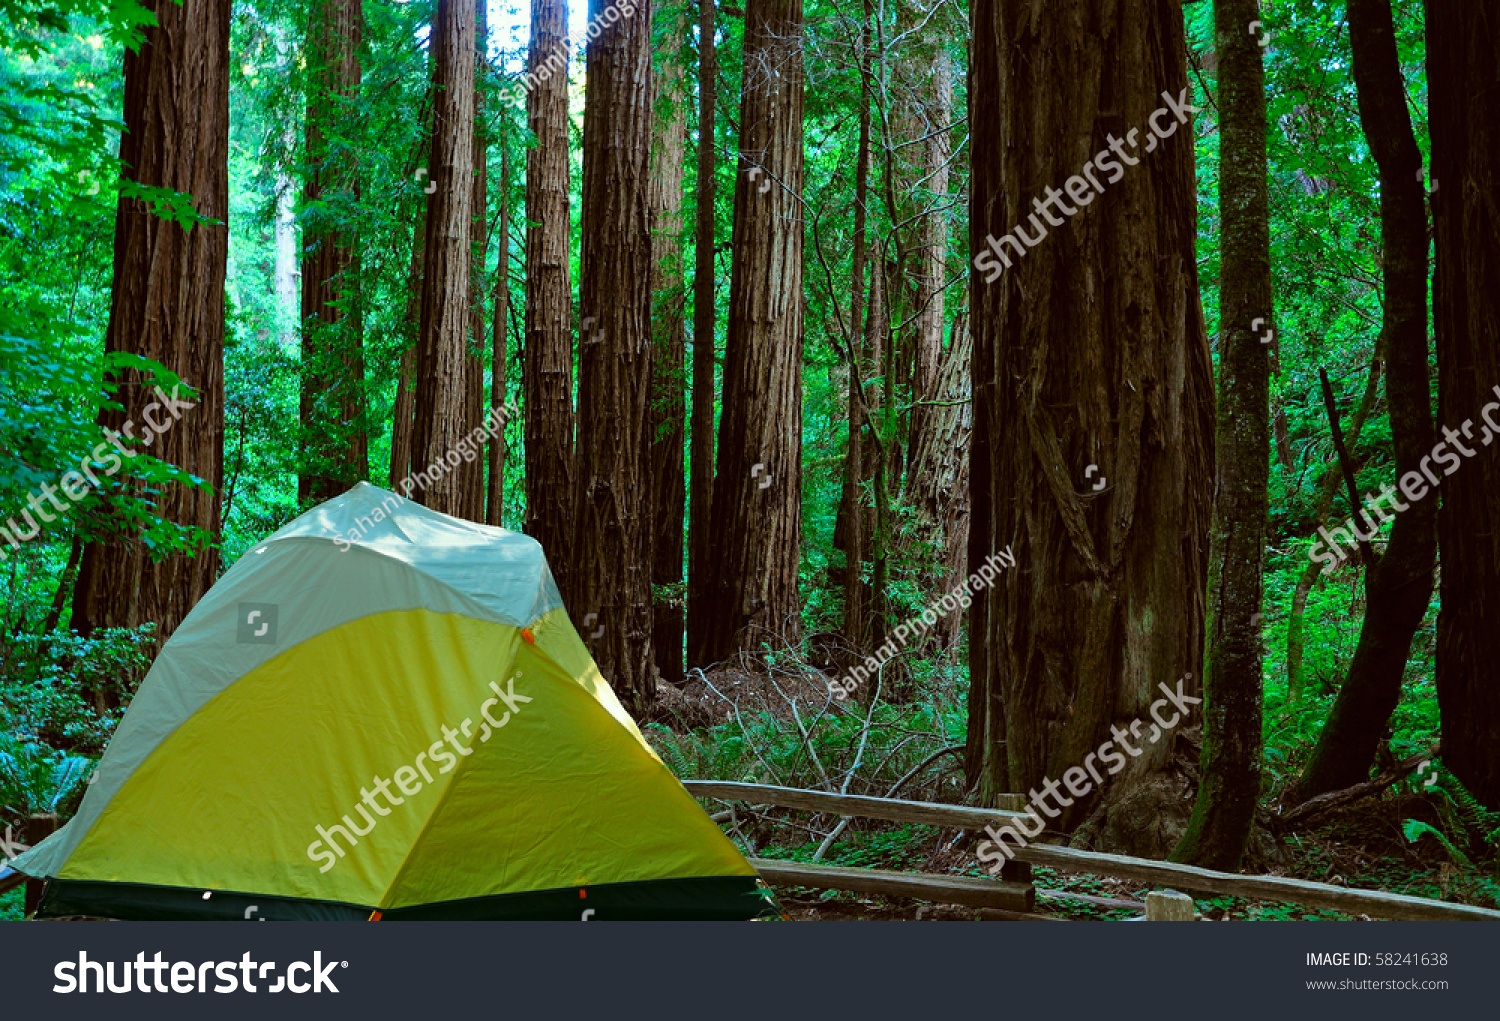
[460,0,490,522]
[965,0,1215,856]
[1294,0,1435,802]
[411,0,476,515]
[389,89,432,496]
[686,0,718,660]
[1173,0,1273,871]
[692,0,805,665]
[1429,0,1500,808]
[841,8,872,648]
[524,0,576,594]
[892,0,952,482]
[574,0,655,707]
[298,0,368,504]
[70,0,230,641]
[649,6,689,685]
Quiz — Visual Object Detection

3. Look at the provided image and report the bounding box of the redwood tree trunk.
[524,0,576,594]
[686,0,718,664]
[842,19,872,648]
[460,0,490,523]
[693,0,805,665]
[298,0,367,504]
[966,0,1214,854]
[70,0,230,642]
[1295,0,1436,802]
[1429,0,1500,808]
[1173,0,1272,872]
[649,7,689,685]
[411,0,476,515]
[893,0,952,483]
[574,0,656,708]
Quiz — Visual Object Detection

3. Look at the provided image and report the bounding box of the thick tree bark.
[1430,0,1500,808]
[693,0,805,665]
[574,0,655,708]
[298,0,367,504]
[649,7,689,685]
[70,0,229,642]
[967,0,1214,852]
[1173,0,1272,872]
[686,0,718,664]
[487,142,512,527]
[1295,0,1436,802]
[411,0,476,515]
[524,0,576,594]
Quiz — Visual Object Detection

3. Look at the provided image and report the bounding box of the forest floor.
[644,667,1500,922]
[756,794,1497,921]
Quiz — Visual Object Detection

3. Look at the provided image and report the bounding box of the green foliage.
[0,733,93,820]
[0,623,153,753]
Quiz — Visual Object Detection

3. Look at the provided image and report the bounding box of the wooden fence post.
[1145,889,1196,921]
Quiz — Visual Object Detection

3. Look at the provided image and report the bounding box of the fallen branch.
[1276,743,1440,830]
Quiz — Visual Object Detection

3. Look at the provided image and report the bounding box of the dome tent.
[13,483,775,920]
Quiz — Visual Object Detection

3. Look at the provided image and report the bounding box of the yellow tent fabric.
[12,484,773,920]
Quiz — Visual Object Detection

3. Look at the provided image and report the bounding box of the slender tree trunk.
[1429,0,1500,808]
[649,7,689,685]
[524,0,576,594]
[390,231,422,493]
[1295,0,1436,802]
[868,252,893,653]
[70,0,229,642]
[487,141,512,527]
[686,0,718,664]
[902,312,972,648]
[410,0,476,515]
[1287,348,1382,702]
[575,0,655,708]
[42,535,82,633]
[460,0,490,522]
[1173,0,1273,871]
[842,21,872,648]
[694,0,805,664]
[892,0,951,484]
[967,0,1215,853]
[298,0,367,504]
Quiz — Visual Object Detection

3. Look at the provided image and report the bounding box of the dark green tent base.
[36,875,781,921]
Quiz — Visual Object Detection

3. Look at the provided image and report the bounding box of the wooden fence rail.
[686,780,1500,923]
